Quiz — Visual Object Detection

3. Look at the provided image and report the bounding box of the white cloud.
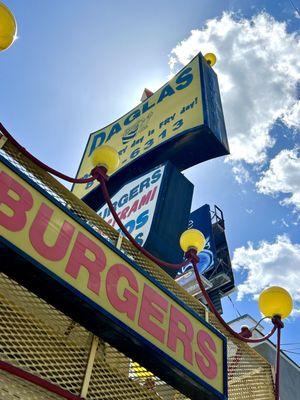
[232,163,251,184]
[256,147,300,211]
[232,235,300,316]
[169,13,300,164]
[282,100,300,130]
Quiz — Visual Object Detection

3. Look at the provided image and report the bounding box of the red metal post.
[0,360,84,400]
[274,318,283,400]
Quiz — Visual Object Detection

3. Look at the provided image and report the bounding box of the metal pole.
[275,325,282,400]
[80,335,99,398]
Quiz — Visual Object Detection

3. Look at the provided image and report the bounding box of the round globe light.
[259,286,293,320]
[179,229,206,253]
[0,1,17,52]
[91,145,120,175]
[204,53,217,67]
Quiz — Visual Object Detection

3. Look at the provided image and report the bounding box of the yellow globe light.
[179,229,206,253]
[204,53,217,67]
[259,286,293,320]
[91,145,120,175]
[0,1,17,52]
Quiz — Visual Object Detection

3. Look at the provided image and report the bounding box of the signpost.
[72,53,229,210]
[0,156,227,400]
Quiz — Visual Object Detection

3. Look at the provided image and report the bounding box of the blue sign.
[177,204,216,278]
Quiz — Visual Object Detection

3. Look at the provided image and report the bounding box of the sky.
[1,0,300,365]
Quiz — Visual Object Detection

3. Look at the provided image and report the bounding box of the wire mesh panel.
[0,273,90,395]
[0,369,65,400]
[0,272,187,400]
[209,315,275,399]
[0,141,275,399]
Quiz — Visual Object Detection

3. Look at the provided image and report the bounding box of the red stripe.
[0,360,83,400]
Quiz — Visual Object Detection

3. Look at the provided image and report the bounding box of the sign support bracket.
[80,335,99,398]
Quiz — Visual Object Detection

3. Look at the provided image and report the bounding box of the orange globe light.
[0,1,17,51]
[179,229,206,253]
[204,53,217,67]
[259,286,293,320]
[91,145,120,175]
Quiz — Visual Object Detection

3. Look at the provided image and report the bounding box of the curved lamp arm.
[190,255,278,343]
[98,173,190,270]
[97,171,278,343]
[0,123,95,184]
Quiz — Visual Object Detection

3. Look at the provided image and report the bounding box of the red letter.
[29,203,75,261]
[138,190,152,209]
[106,263,138,321]
[119,206,130,221]
[138,284,168,343]
[127,200,139,217]
[195,330,218,379]
[66,232,106,294]
[167,306,194,365]
[0,171,33,232]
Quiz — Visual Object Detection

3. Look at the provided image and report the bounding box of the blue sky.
[1,0,300,364]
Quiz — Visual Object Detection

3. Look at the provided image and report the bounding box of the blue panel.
[200,58,229,151]
[177,204,216,277]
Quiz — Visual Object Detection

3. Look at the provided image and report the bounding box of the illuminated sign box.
[97,162,194,277]
[72,53,229,209]
[0,157,227,400]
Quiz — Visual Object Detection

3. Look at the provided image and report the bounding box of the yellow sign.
[72,55,203,199]
[0,159,226,397]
